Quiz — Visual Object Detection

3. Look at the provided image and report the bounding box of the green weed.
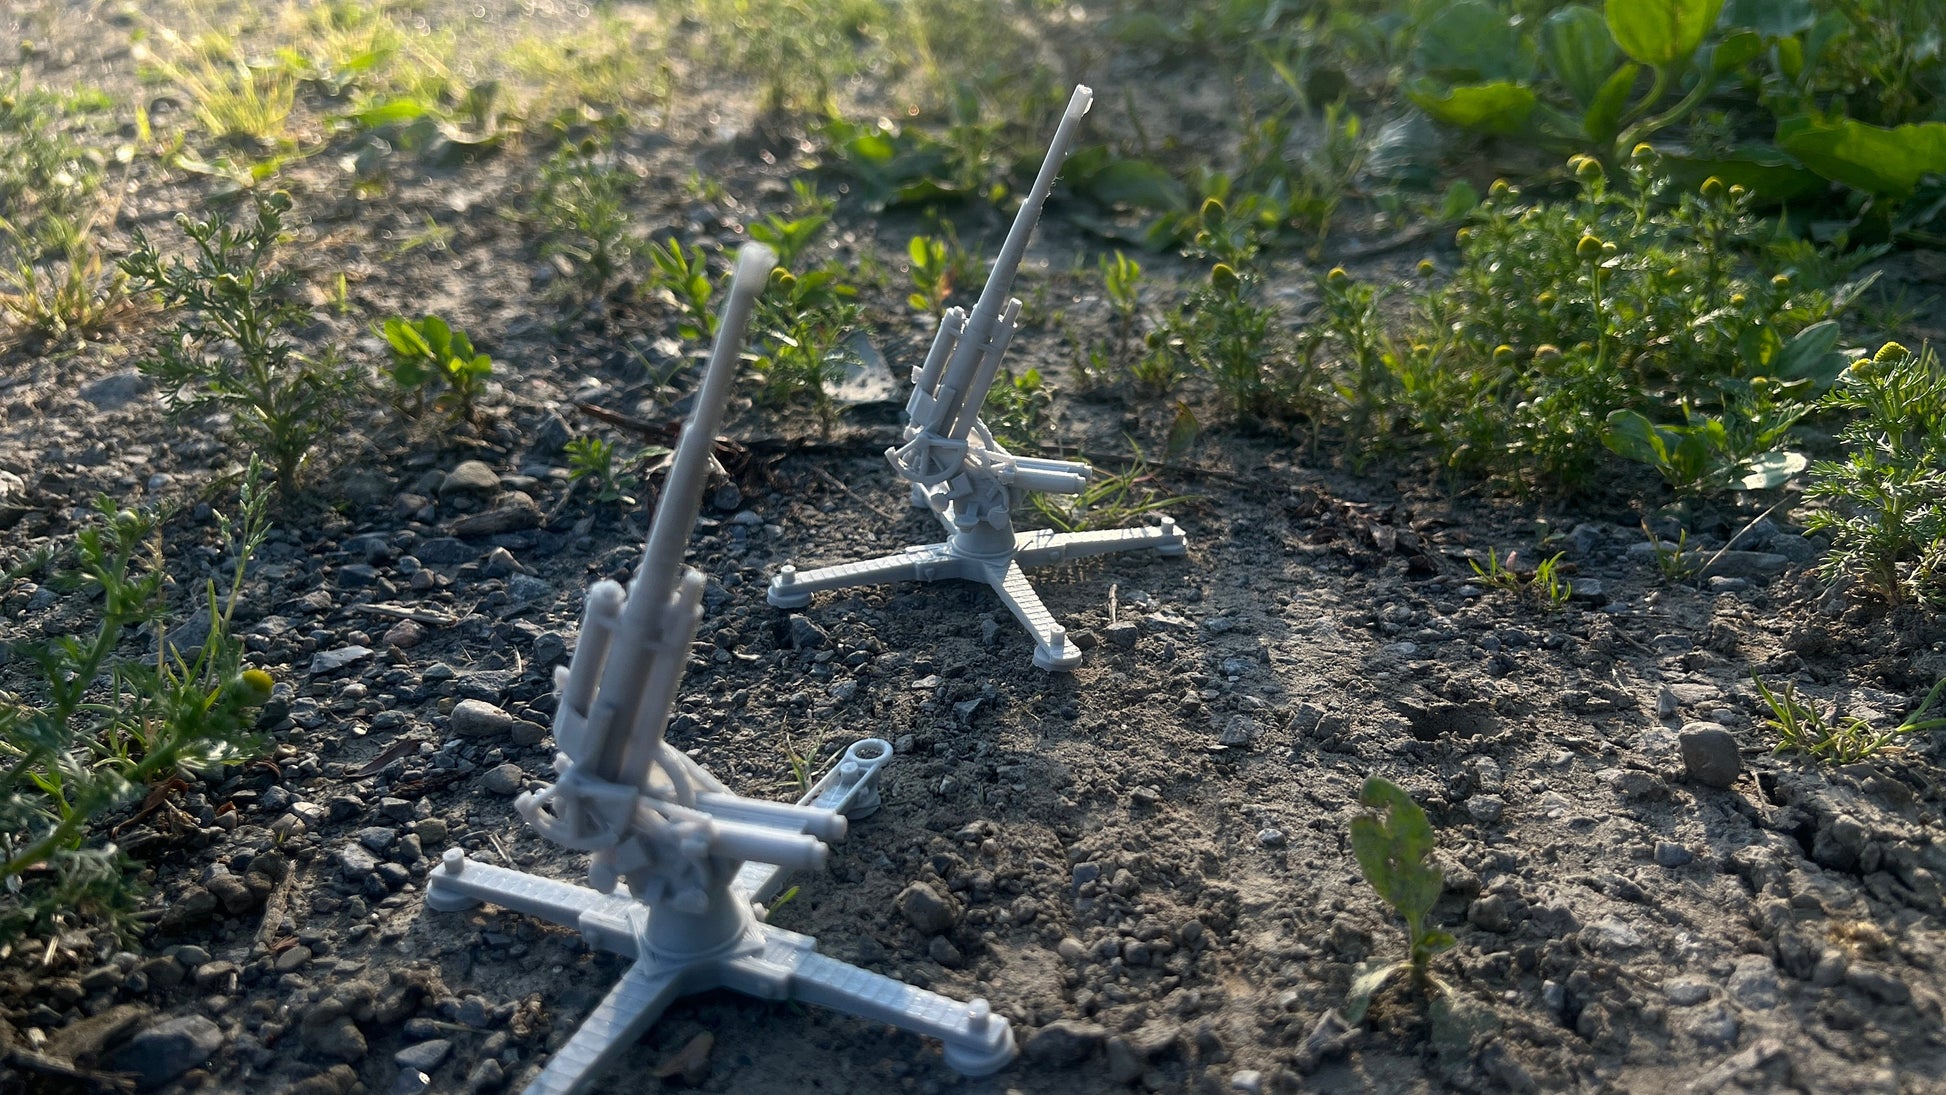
[1347,775,1453,1022]
[1806,342,1946,605]
[1,474,273,944]
[381,314,493,422]
[644,239,716,341]
[121,192,358,497]
[1754,671,1946,765]
[904,228,975,315]
[1029,450,1189,533]
[749,265,862,424]
[565,435,641,506]
[534,142,638,301]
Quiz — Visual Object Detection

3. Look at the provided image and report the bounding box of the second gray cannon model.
[767,85,1188,670]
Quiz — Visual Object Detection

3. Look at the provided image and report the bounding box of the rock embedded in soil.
[1024,1018,1107,1067]
[449,493,541,537]
[394,1038,453,1072]
[1679,723,1742,788]
[441,461,501,499]
[894,881,957,935]
[481,763,526,795]
[106,1013,224,1088]
[452,698,514,739]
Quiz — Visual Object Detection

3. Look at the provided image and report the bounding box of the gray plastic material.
[424,244,1017,1094]
[766,85,1188,670]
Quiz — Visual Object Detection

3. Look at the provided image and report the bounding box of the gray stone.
[441,460,500,499]
[1845,966,1911,1004]
[1467,894,1514,933]
[383,620,428,649]
[507,574,552,604]
[311,646,375,675]
[1257,828,1286,848]
[1103,621,1140,648]
[394,1039,453,1072]
[1655,841,1694,868]
[1706,575,1749,593]
[1024,1018,1107,1066]
[466,1058,505,1092]
[895,881,957,935]
[787,614,828,650]
[451,698,514,739]
[1218,716,1260,746]
[80,369,152,410]
[1568,578,1606,602]
[106,1014,223,1088]
[357,827,398,852]
[1663,976,1712,1006]
[1680,1005,1739,1048]
[339,845,380,878]
[1679,723,1741,788]
[274,945,312,973]
[1698,551,1790,579]
[449,492,540,536]
[306,1016,368,1063]
[1466,794,1506,824]
[416,537,476,564]
[481,763,526,795]
[1727,955,1781,1009]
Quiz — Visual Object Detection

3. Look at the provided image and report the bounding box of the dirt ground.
[5,3,1946,1094]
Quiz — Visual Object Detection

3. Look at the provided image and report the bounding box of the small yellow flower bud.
[1200,197,1226,223]
[1210,263,1241,292]
[1875,341,1909,363]
[236,669,275,706]
[1417,258,1436,279]
[1326,267,1349,287]
[1537,291,1556,307]
[1729,292,1746,307]
[1576,235,1603,261]
[1729,184,1747,200]
[1456,227,1474,246]
[1533,344,1563,363]
[1489,178,1512,197]
[1492,344,1515,365]
[1572,155,1604,182]
[1772,273,1791,290]
[1701,176,1726,200]
[1630,142,1657,162]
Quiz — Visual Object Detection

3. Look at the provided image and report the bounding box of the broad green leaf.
[1413,1,1531,82]
[1602,409,1671,467]
[1736,451,1808,490]
[1582,62,1640,142]
[1772,319,1846,386]
[1776,116,1946,197]
[1605,0,1725,67]
[1080,160,1188,212]
[1541,6,1619,107]
[346,97,431,129]
[1654,145,1828,203]
[1408,81,1538,137]
[1710,29,1765,75]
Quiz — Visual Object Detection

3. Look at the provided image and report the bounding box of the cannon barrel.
[568,243,776,786]
[921,85,1092,441]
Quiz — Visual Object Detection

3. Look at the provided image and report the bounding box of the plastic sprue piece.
[425,243,1016,1095]
[765,85,1187,671]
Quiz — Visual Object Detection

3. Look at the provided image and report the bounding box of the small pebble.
[1257,828,1286,848]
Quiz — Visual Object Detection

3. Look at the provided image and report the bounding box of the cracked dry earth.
[7,8,1946,1095]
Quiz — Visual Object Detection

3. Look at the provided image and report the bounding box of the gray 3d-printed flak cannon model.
[767,85,1188,670]
[424,243,1016,1095]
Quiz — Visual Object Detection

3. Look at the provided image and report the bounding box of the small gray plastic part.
[424,246,1017,1094]
[765,85,1187,670]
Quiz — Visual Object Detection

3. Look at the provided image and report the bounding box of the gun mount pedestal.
[766,85,1188,670]
[768,471,1186,670]
[425,740,1015,1095]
